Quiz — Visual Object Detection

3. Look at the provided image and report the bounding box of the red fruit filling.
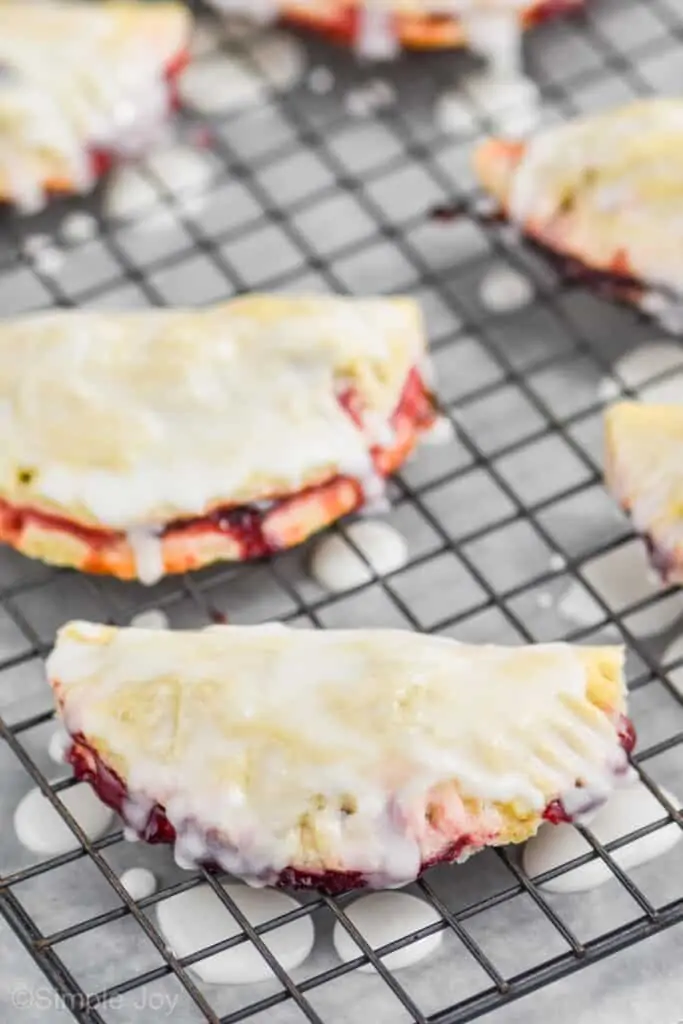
[1,367,434,572]
[63,711,635,891]
[542,713,636,824]
[284,0,581,47]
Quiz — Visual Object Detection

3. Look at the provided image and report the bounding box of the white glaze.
[103,165,159,220]
[355,6,401,60]
[48,725,71,764]
[507,101,683,296]
[155,883,314,984]
[307,67,335,95]
[33,247,64,277]
[309,520,409,592]
[145,145,216,197]
[49,622,628,887]
[421,415,456,446]
[0,1,187,213]
[479,264,534,313]
[61,212,98,244]
[129,608,170,630]
[126,527,164,586]
[597,377,620,403]
[333,892,443,972]
[14,783,113,855]
[120,866,157,900]
[523,781,681,893]
[548,552,567,572]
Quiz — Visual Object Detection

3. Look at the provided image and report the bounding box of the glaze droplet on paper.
[156,883,314,984]
[48,726,71,764]
[309,520,408,592]
[120,867,157,901]
[333,892,443,973]
[129,608,169,630]
[479,264,534,313]
[104,166,159,221]
[14,784,113,855]
[421,416,456,446]
[523,781,682,893]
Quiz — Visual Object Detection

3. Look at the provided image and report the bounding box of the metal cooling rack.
[2,1,683,1022]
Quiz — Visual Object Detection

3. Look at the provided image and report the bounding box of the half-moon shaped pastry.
[48,620,634,893]
[475,100,683,329]
[605,402,683,585]
[0,296,435,583]
[265,1,583,53]
[0,0,191,212]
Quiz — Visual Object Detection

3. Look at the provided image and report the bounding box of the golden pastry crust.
[282,1,583,50]
[0,0,190,206]
[0,296,434,579]
[48,622,631,891]
[474,100,683,303]
[605,402,683,584]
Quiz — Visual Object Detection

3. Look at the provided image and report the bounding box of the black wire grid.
[2,1,683,1021]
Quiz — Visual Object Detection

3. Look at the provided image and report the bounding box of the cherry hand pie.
[48,621,634,893]
[0,0,191,212]
[474,100,683,329]
[605,402,683,585]
[278,1,583,52]
[0,296,435,584]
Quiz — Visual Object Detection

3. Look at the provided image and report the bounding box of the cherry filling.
[542,713,636,825]
[284,0,582,47]
[0,367,435,573]
[64,711,636,891]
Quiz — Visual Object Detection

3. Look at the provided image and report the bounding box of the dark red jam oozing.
[542,713,637,825]
[0,367,435,576]
[64,713,635,891]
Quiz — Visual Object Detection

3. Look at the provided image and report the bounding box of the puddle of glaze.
[309,520,408,592]
[523,781,681,893]
[14,784,113,856]
[307,66,335,94]
[120,867,157,901]
[48,726,71,765]
[597,377,620,403]
[421,416,456,446]
[156,883,314,984]
[103,166,160,220]
[479,263,534,313]
[333,892,443,973]
[129,609,169,630]
[144,145,217,197]
[61,212,98,244]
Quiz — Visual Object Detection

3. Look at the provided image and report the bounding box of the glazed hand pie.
[279,1,583,53]
[209,2,581,56]
[0,0,191,212]
[475,100,683,329]
[605,402,683,584]
[48,621,634,892]
[0,296,435,583]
